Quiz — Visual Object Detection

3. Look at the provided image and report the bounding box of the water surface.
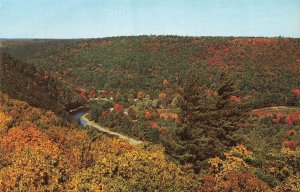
[71,110,88,127]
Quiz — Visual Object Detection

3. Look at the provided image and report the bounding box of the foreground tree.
[178,73,249,171]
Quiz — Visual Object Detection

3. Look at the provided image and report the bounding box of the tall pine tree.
[178,73,249,172]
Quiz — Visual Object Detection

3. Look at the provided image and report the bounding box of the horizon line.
[1,34,299,40]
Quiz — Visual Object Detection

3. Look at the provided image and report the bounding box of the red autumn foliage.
[207,45,233,67]
[89,89,96,98]
[230,95,241,103]
[198,172,269,192]
[292,88,300,96]
[222,172,270,192]
[285,116,292,125]
[206,90,212,97]
[145,111,151,120]
[272,113,283,124]
[283,140,299,150]
[150,121,158,128]
[114,104,124,113]
[285,113,300,125]
[286,129,297,137]
[80,93,88,102]
[152,111,157,117]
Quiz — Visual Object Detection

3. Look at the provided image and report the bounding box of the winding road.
[81,113,143,145]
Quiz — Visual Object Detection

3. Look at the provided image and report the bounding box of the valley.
[1,36,300,191]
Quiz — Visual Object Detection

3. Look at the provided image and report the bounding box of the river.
[71,109,88,127]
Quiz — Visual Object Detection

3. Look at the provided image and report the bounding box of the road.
[81,113,143,145]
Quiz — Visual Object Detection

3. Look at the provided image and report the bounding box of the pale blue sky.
[0,0,300,38]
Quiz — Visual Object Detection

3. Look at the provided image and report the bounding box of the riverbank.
[82,113,143,145]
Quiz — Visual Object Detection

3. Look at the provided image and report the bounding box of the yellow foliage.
[208,145,253,178]
[0,150,68,192]
[158,92,167,100]
[90,142,198,191]
[280,147,300,177]
[163,79,169,85]
[0,112,11,134]
[69,168,105,192]
[275,173,300,192]
[0,93,200,191]
[206,145,271,192]
[281,146,300,157]
[137,91,145,99]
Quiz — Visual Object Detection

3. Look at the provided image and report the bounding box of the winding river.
[71,109,88,127]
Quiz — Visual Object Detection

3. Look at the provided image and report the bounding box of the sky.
[0,0,300,38]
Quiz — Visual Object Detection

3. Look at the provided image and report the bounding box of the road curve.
[82,113,143,145]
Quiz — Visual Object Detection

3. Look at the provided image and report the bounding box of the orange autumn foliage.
[0,112,11,134]
[137,91,145,99]
[159,126,167,132]
[158,92,167,100]
[145,111,151,120]
[0,126,67,191]
[0,93,200,191]
[206,90,212,97]
[160,113,179,123]
[0,125,59,162]
[163,79,169,85]
[61,130,94,171]
[222,172,270,192]
[230,95,241,103]
[199,172,270,192]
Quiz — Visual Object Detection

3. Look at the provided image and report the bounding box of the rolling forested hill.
[1,36,300,108]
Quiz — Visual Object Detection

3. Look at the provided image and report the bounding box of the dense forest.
[0,53,84,117]
[2,36,300,107]
[1,36,300,191]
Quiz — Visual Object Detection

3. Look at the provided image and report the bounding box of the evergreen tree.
[178,73,248,172]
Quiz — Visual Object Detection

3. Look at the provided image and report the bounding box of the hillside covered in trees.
[0,93,202,191]
[1,36,300,191]
[0,53,84,117]
[2,36,300,108]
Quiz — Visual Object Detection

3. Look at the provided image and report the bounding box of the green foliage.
[2,37,300,108]
[178,73,250,171]
[89,100,113,122]
[0,53,82,117]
